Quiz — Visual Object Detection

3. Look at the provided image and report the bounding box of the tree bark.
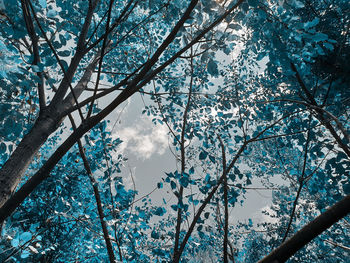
[0,0,201,223]
[258,194,350,263]
[0,110,59,207]
[0,0,100,208]
[0,55,98,208]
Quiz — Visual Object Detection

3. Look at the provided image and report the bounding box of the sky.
[108,93,273,223]
[42,2,275,225]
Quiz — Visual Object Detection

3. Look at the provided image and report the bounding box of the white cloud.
[114,116,169,160]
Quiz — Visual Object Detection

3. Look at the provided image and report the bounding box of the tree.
[0,0,349,262]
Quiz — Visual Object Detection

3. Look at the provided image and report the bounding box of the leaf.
[179,177,189,188]
[342,182,350,195]
[170,181,176,190]
[32,63,44,72]
[293,0,304,8]
[234,135,242,143]
[313,33,328,42]
[323,42,334,51]
[304,18,319,29]
[246,178,252,185]
[151,230,160,239]
[58,50,70,57]
[21,250,30,259]
[228,23,242,30]
[11,238,19,247]
[207,59,219,77]
[256,52,266,61]
[47,9,57,18]
[38,0,47,8]
[199,150,208,160]
[154,207,166,216]
[171,204,178,211]
[0,142,6,153]
[59,34,67,46]
[208,155,215,163]
[248,0,258,7]
[20,232,32,243]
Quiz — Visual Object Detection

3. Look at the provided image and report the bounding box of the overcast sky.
[107,93,273,223]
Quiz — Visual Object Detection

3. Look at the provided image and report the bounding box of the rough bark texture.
[0,0,99,209]
[0,111,59,207]
[258,195,350,263]
[0,0,201,223]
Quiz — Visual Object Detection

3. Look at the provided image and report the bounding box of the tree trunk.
[0,110,59,207]
[258,194,350,263]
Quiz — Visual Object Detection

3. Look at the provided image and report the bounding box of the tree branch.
[218,135,229,263]
[0,0,201,226]
[173,44,194,261]
[63,0,245,116]
[21,0,45,109]
[87,0,114,118]
[49,0,100,106]
[258,195,350,263]
[27,0,85,121]
[69,116,116,263]
[290,63,350,158]
[281,116,312,243]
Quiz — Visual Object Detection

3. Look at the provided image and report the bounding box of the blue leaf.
[58,50,70,57]
[154,207,166,216]
[228,23,242,30]
[151,230,160,239]
[304,18,319,29]
[171,204,178,211]
[0,142,6,154]
[11,238,19,247]
[209,155,215,163]
[21,250,30,259]
[342,182,350,195]
[20,232,32,243]
[179,177,189,188]
[323,42,334,51]
[248,0,258,7]
[170,181,176,190]
[207,59,218,77]
[38,0,47,8]
[313,33,328,42]
[199,150,208,160]
[47,9,57,18]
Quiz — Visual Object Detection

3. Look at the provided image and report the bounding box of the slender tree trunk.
[0,0,99,208]
[0,110,59,207]
[0,53,98,209]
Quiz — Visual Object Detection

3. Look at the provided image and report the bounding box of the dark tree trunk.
[0,110,59,207]
[258,195,350,263]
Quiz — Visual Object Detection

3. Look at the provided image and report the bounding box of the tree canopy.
[0,0,349,262]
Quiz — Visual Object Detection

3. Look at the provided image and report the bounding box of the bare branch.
[21,0,45,109]
[218,135,229,263]
[281,116,312,243]
[290,63,350,158]
[27,0,85,121]
[87,0,115,118]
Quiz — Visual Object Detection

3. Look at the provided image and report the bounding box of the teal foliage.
[0,0,349,262]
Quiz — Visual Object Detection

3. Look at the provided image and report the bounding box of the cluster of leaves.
[0,0,349,262]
